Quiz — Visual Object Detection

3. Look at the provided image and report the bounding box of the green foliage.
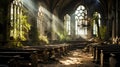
[10,15,31,41]
[92,12,101,39]
[100,26,106,40]
[9,14,31,47]
[5,41,23,48]
[19,15,31,41]
[39,35,49,45]
[56,31,70,42]
[91,12,99,28]
[20,15,31,32]
[93,12,99,20]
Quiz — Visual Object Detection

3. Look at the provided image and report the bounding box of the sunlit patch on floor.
[59,57,83,65]
[38,49,99,67]
[59,49,94,65]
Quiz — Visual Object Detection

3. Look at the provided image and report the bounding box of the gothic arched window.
[75,5,87,35]
[93,12,101,36]
[10,0,31,41]
[10,0,23,40]
[37,6,44,35]
[64,14,71,35]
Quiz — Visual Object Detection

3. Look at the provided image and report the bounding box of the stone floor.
[38,49,100,67]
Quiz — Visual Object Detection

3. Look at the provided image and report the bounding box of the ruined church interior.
[0,0,120,67]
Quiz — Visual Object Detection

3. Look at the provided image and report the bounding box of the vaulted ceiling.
[38,0,113,17]
[0,0,114,18]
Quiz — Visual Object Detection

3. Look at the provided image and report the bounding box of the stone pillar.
[0,0,11,44]
[115,0,118,42]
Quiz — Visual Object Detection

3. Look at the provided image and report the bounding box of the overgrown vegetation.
[91,12,107,41]
[100,26,106,40]
[9,15,31,48]
[38,35,49,45]
[56,30,71,43]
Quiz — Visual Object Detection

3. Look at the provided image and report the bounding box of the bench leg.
[95,47,98,62]
[100,50,103,67]
[109,54,117,67]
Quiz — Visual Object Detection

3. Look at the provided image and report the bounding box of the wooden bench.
[100,50,120,67]
[0,50,36,66]
[86,43,100,59]
[0,55,22,64]
[0,43,70,65]
[92,44,120,62]
[92,44,120,67]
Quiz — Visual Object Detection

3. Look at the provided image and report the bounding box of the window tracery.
[75,5,87,35]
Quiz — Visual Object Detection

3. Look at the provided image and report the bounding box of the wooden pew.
[0,55,21,64]
[0,43,70,65]
[100,50,120,67]
[23,43,70,63]
[0,49,37,66]
[92,44,120,67]
[92,45,120,63]
[86,43,100,60]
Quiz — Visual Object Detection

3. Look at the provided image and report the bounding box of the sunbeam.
[20,0,89,41]
[21,0,38,16]
[37,5,65,40]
